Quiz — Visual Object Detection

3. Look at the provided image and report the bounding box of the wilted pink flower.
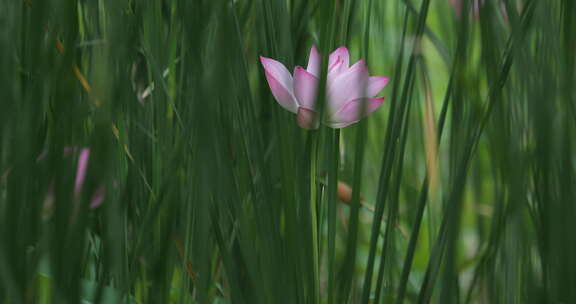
[89,185,106,209]
[449,0,484,17]
[70,147,106,209]
[74,148,91,196]
[42,146,106,212]
[449,0,519,20]
[260,46,390,129]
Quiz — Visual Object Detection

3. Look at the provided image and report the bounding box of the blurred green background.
[1,0,575,303]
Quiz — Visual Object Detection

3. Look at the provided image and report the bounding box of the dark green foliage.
[0,0,575,303]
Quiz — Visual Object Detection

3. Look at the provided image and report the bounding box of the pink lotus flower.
[260,46,390,129]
